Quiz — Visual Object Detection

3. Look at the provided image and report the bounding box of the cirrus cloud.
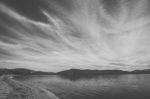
[0,0,150,71]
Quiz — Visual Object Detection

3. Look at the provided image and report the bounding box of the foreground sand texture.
[0,78,12,99]
[0,76,59,99]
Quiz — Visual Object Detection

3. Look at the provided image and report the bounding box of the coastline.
[0,77,12,99]
[0,75,59,99]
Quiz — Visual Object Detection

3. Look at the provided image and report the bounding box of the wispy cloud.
[0,0,150,71]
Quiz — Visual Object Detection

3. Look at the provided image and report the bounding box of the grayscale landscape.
[0,0,150,99]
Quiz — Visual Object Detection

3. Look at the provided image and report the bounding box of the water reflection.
[16,74,150,99]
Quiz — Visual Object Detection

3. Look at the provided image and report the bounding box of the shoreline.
[1,75,59,99]
[0,77,12,99]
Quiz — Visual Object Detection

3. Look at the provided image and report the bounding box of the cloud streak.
[0,0,150,71]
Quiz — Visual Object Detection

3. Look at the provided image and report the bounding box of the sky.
[0,0,150,72]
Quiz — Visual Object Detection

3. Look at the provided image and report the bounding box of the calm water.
[15,74,150,99]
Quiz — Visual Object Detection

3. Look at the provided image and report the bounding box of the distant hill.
[131,69,150,74]
[0,68,55,75]
[58,69,150,76]
[57,69,128,77]
[1,68,150,76]
[57,69,150,80]
[57,69,127,80]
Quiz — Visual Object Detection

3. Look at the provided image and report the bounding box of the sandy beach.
[0,76,59,99]
[0,77,12,99]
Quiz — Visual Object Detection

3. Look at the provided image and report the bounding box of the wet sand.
[0,76,59,99]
